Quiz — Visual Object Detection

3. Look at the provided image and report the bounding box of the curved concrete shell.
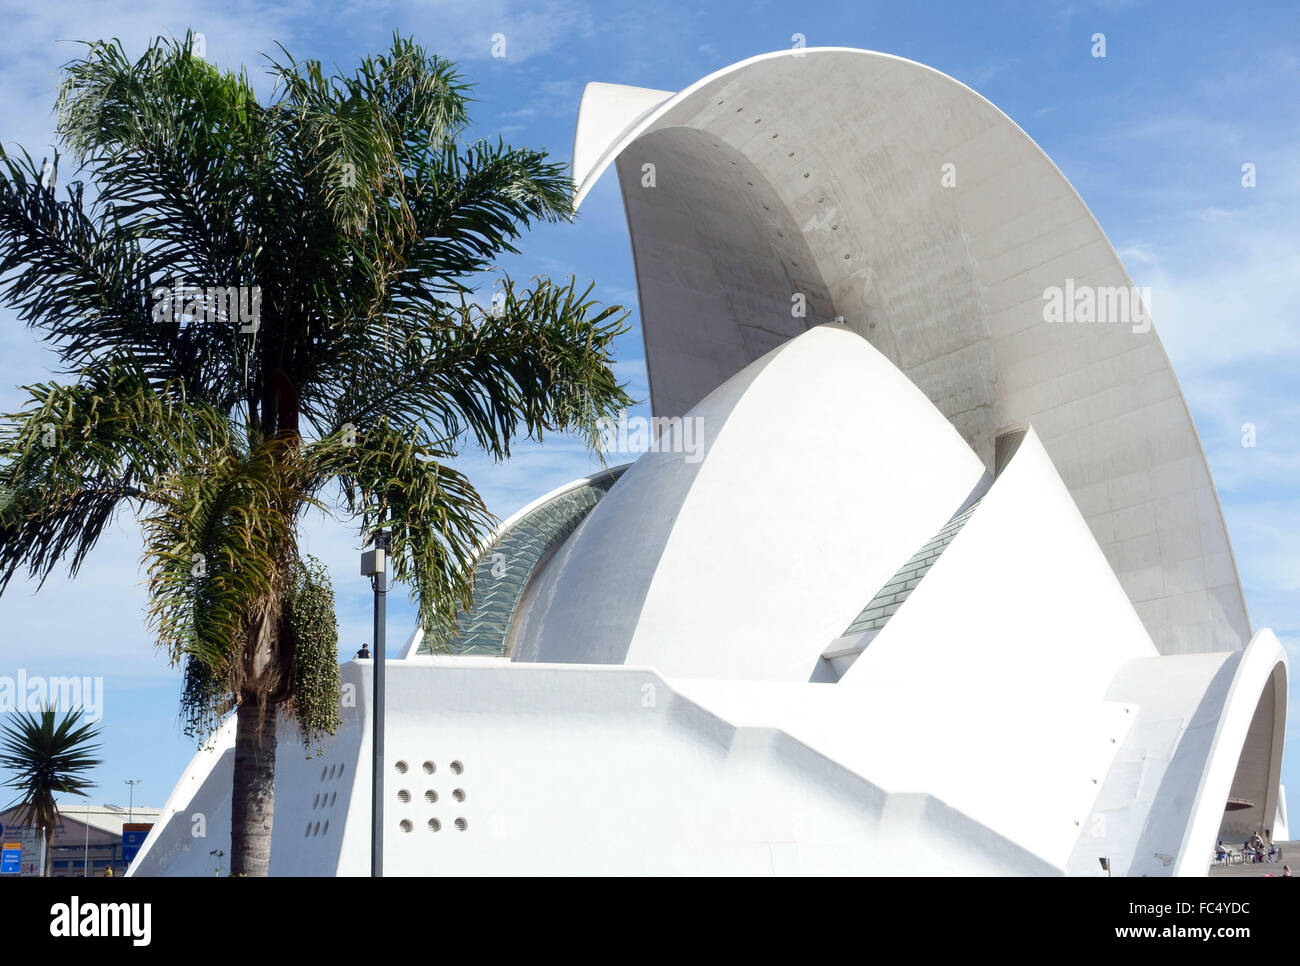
[573,48,1248,657]
[513,325,987,680]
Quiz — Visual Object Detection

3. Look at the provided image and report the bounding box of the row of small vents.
[305,761,348,837]
[304,758,470,837]
[711,96,856,267]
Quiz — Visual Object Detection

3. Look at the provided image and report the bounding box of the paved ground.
[1207,842,1294,877]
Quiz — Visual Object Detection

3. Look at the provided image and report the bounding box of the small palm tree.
[0,33,631,874]
[0,709,103,877]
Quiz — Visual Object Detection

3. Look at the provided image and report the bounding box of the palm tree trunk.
[43,828,53,877]
[229,374,298,876]
[230,700,277,876]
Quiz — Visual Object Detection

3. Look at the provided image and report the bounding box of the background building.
[0,804,160,877]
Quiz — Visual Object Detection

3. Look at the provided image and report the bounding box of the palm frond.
[0,361,228,590]
[141,433,312,677]
[316,275,633,457]
[308,420,492,642]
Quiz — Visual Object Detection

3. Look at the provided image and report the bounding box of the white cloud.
[1116,243,1157,265]
[497,79,581,122]
[352,0,594,64]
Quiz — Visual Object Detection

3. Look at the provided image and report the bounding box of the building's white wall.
[1066,651,1238,876]
[133,659,1061,876]
[1072,632,1287,876]
[131,636,1284,877]
[128,702,366,877]
[1219,656,1286,843]
[832,428,1157,867]
[1171,631,1288,875]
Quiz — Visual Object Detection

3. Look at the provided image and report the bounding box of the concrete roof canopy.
[572,48,1250,657]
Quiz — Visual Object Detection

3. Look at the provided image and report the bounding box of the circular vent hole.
[399,819,413,833]
[312,793,320,808]
[338,763,345,777]
[428,818,441,832]
[330,791,337,806]
[397,789,411,804]
[454,818,468,832]
[425,790,438,804]
[452,788,466,803]
[320,766,328,781]
[395,760,409,774]
[450,760,464,775]
[322,820,329,835]
[422,761,435,774]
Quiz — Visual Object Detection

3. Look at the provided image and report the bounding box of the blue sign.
[1,845,20,875]
[121,824,153,867]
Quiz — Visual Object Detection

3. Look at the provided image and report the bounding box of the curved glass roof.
[421,465,628,656]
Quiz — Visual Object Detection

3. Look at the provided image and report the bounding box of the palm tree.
[0,33,632,875]
[0,709,103,877]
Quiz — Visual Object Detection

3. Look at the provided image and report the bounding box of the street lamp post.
[361,531,389,878]
[124,779,140,825]
[124,779,141,876]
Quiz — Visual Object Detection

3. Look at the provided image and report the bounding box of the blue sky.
[0,0,1296,823]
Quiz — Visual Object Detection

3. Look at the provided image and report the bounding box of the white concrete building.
[131,49,1287,877]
